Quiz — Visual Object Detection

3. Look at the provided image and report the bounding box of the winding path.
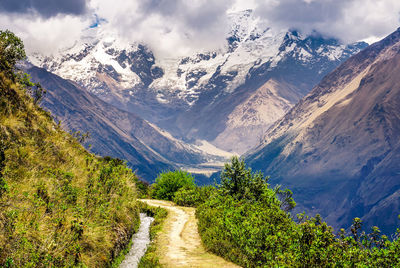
[140,199,240,268]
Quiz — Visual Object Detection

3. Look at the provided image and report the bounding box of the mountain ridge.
[246,27,400,234]
[29,10,367,153]
[26,65,227,181]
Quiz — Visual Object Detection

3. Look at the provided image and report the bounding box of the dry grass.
[0,73,140,267]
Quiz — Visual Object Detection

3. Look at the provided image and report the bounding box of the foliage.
[197,158,296,267]
[0,30,25,79]
[0,30,46,105]
[173,185,216,207]
[220,156,296,209]
[71,130,90,144]
[151,170,195,201]
[135,177,151,198]
[18,73,46,105]
[274,185,296,212]
[196,157,400,267]
[0,32,140,267]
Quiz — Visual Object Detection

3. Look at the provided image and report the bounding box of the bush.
[135,178,151,198]
[151,170,195,201]
[0,30,26,79]
[173,185,216,207]
[197,157,296,267]
[196,157,400,267]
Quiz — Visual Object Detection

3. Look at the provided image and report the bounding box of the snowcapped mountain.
[246,28,400,234]
[29,9,367,154]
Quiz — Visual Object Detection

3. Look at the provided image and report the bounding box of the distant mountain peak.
[28,10,367,154]
[246,27,400,234]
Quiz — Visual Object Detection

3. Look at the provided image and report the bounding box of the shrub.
[173,185,216,207]
[197,157,297,267]
[196,157,400,267]
[0,30,26,79]
[135,177,151,198]
[151,170,195,201]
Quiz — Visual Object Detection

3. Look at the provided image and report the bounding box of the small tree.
[275,185,296,212]
[19,72,46,104]
[220,156,250,196]
[0,30,26,79]
[152,170,195,200]
[0,30,46,104]
[220,156,267,200]
[220,156,295,211]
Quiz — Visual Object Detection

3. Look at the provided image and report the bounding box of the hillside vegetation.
[0,30,140,267]
[196,157,400,267]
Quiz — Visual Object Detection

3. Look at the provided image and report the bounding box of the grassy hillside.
[0,31,140,267]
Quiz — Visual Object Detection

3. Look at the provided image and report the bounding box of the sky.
[0,0,399,58]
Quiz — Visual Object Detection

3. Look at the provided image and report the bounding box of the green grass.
[110,239,134,268]
[0,72,140,267]
[138,202,168,268]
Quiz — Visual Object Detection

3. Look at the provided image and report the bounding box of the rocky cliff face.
[246,28,400,234]
[29,10,367,154]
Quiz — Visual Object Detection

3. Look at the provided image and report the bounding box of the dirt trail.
[140,199,240,268]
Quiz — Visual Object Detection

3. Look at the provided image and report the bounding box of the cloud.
[90,0,232,58]
[0,0,88,18]
[256,0,344,25]
[0,15,89,55]
[254,0,400,43]
[0,0,399,58]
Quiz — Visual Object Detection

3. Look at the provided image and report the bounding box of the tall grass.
[0,72,140,267]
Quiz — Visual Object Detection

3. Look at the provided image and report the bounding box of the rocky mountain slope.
[26,65,225,181]
[29,10,367,154]
[246,28,400,234]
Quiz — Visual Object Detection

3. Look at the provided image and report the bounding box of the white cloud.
[0,14,89,55]
[338,0,400,43]
[90,0,232,58]
[229,0,257,13]
[253,0,400,44]
[0,0,399,58]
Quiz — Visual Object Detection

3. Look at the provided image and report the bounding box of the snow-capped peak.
[28,9,366,107]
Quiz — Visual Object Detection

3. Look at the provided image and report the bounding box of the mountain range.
[247,28,400,234]
[29,10,367,154]
[24,9,400,234]
[25,65,228,181]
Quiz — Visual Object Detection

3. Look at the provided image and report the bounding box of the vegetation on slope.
[173,185,215,207]
[196,157,400,267]
[0,30,140,267]
[150,170,195,201]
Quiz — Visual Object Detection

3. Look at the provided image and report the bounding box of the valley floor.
[140,199,239,268]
